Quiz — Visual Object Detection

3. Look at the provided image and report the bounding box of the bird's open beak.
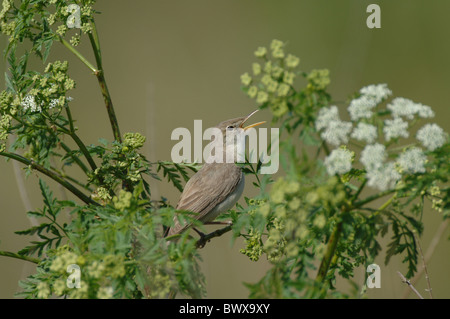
[240,109,266,130]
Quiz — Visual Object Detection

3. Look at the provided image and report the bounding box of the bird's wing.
[167,163,242,236]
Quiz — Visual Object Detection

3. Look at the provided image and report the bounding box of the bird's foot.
[193,228,208,248]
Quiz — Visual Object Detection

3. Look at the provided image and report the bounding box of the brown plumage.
[165,111,264,237]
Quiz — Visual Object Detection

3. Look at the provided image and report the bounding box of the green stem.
[353,188,397,209]
[53,120,98,172]
[59,37,97,73]
[60,142,89,175]
[0,151,98,206]
[315,192,398,297]
[0,250,40,264]
[60,27,122,142]
[351,178,367,202]
[96,70,122,142]
[88,20,122,143]
[315,221,342,285]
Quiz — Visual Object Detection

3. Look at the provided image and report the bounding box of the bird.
[165,110,265,238]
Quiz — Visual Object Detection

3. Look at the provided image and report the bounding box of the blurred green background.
[1,0,449,298]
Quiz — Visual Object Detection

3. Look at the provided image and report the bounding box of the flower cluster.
[36,245,127,299]
[0,113,11,152]
[18,61,75,114]
[238,176,345,263]
[240,39,300,117]
[316,84,448,191]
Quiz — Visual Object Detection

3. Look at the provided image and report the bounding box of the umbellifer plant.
[0,1,448,299]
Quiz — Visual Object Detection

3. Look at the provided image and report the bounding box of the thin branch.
[315,221,342,285]
[0,151,98,206]
[0,250,40,264]
[414,233,433,299]
[59,36,97,73]
[397,271,424,299]
[402,219,449,299]
[196,224,233,248]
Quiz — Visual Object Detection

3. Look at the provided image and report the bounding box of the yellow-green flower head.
[271,100,288,117]
[272,48,285,59]
[87,260,106,279]
[296,224,309,239]
[68,281,89,299]
[247,86,258,99]
[36,282,51,299]
[266,79,278,93]
[52,279,67,296]
[97,287,114,299]
[283,72,296,85]
[254,46,267,58]
[257,202,271,218]
[256,91,269,104]
[240,228,263,261]
[252,63,261,76]
[56,25,67,37]
[50,250,79,273]
[261,74,273,87]
[263,61,272,74]
[123,132,146,149]
[270,39,284,51]
[275,205,287,218]
[81,22,93,34]
[113,189,133,211]
[270,178,287,203]
[285,180,300,194]
[0,114,11,140]
[285,54,300,68]
[277,83,290,97]
[271,66,284,79]
[288,197,301,211]
[313,214,327,228]
[307,69,330,90]
[240,72,252,86]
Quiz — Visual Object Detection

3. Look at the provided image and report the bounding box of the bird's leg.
[193,227,208,248]
[193,227,206,238]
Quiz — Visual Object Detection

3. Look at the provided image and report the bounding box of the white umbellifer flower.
[360,83,392,104]
[324,148,353,176]
[383,117,409,141]
[351,122,378,144]
[320,120,353,146]
[397,147,427,174]
[348,96,377,121]
[21,95,42,113]
[49,99,59,109]
[387,97,435,120]
[416,123,447,151]
[315,105,340,131]
[416,103,434,118]
[366,162,401,191]
[360,143,386,171]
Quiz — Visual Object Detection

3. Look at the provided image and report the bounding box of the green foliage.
[0,2,448,300]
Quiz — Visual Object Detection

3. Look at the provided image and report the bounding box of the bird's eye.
[226,125,235,130]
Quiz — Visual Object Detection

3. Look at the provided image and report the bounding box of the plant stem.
[414,233,433,299]
[96,70,122,142]
[60,142,89,175]
[315,221,342,286]
[397,271,424,299]
[59,26,122,142]
[353,188,397,209]
[88,20,122,143]
[59,37,97,73]
[0,151,98,206]
[0,250,40,264]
